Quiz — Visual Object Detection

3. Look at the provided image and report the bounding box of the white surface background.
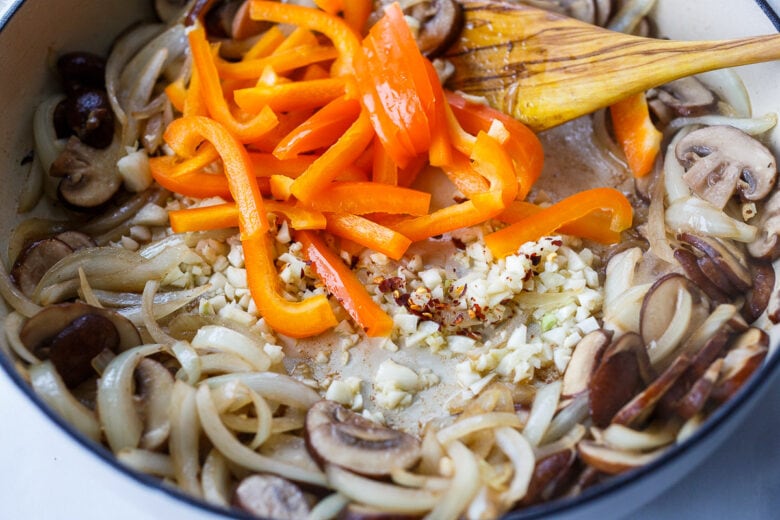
[1,0,780,518]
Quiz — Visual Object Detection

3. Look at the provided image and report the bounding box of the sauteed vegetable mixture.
[1,0,778,518]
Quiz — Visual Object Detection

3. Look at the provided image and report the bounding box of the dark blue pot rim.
[1,1,779,518]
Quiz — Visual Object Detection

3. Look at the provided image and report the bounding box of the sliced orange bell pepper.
[297,230,393,337]
[326,212,411,260]
[274,96,362,160]
[216,45,339,81]
[243,24,286,60]
[169,201,326,233]
[243,233,338,337]
[343,0,372,34]
[610,91,662,178]
[372,138,398,185]
[305,182,431,216]
[188,26,279,143]
[165,79,187,113]
[290,108,374,203]
[235,77,348,115]
[248,152,317,178]
[150,155,232,199]
[485,188,633,258]
[497,201,622,244]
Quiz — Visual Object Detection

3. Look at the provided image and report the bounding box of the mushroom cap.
[50,136,123,209]
[675,125,777,208]
[748,190,780,260]
[305,400,421,476]
[656,76,717,117]
[233,474,311,519]
[411,0,464,58]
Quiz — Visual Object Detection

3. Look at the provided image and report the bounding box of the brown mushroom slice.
[656,76,717,117]
[640,273,705,366]
[136,358,174,450]
[562,329,611,398]
[675,125,777,208]
[20,301,142,353]
[50,136,123,209]
[409,0,464,58]
[742,260,775,323]
[54,230,96,251]
[748,191,780,261]
[10,237,74,297]
[588,333,647,428]
[521,448,578,506]
[231,0,270,40]
[678,233,752,293]
[305,400,421,476]
[611,354,691,428]
[710,328,770,404]
[577,440,667,475]
[696,254,741,297]
[672,358,724,419]
[673,248,729,304]
[233,474,311,519]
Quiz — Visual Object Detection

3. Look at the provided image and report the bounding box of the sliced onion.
[117,448,174,477]
[604,247,642,309]
[97,343,165,452]
[205,372,321,410]
[4,311,40,364]
[647,166,677,264]
[142,280,175,344]
[17,152,44,213]
[667,113,777,136]
[602,422,677,452]
[0,257,42,318]
[664,127,695,204]
[108,284,212,326]
[214,382,272,449]
[666,197,757,243]
[436,412,524,445]
[494,427,535,506]
[195,383,328,486]
[534,424,587,461]
[169,380,203,497]
[541,391,590,444]
[78,267,102,308]
[677,413,705,443]
[426,440,481,520]
[106,23,165,127]
[136,359,174,450]
[326,464,441,514]
[307,493,350,520]
[606,0,656,33]
[678,303,738,358]
[29,361,101,442]
[122,47,168,147]
[390,467,451,491]
[604,283,652,334]
[82,185,170,238]
[648,286,694,365]
[172,340,203,384]
[201,449,231,507]
[698,69,752,118]
[591,108,628,168]
[7,217,70,266]
[32,95,66,174]
[199,352,254,375]
[34,245,187,304]
[522,381,562,446]
[191,325,271,372]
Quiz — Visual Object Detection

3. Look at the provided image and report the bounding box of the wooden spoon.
[446,1,780,131]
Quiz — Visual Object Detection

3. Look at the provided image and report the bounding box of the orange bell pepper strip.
[249,1,362,75]
[391,191,505,242]
[372,138,398,185]
[165,79,187,113]
[471,131,518,207]
[343,0,372,34]
[290,108,374,203]
[446,91,544,200]
[326,212,412,260]
[243,233,338,337]
[184,66,208,118]
[274,96,362,160]
[248,108,315,153]
[150,155,233,199]
[234,77,348,114]
[188,26,279,143]
[442,152,491,197]
[484,188,633,258]
[314,0,343,14]
[305,182,431,216]
[269,174,294,201]
[248,152,317,178]
[610,91,662,177]
[169,201,326,233]
[162,115,268,238]
[243,24,286,60]
[425,61,453,169]
[497,201,622,244]
[297,230,393,337]
[216,45,339,81]
[356,2,434,167]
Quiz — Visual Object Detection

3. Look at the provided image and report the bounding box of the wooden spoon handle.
[447,1,780,130]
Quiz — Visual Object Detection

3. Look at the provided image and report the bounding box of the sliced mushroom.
[407,0,464,58]
[10,237,74,297]
[748,190,780,260]
[678,233,752,293]
[54,230,97,250]
[672,358,723,419]
[710,328,769,404]
[673,248,729,304]
[611,354,690,428]
[233,474,311,519]
[63,88,115,149]
[231,0,270,40]
[521,448,578,506]
[656,76,717,117]
[562,329,611,398]
[577,440,666,475]
[305,400,421,476]
[50,136,123,209]
[675,125,777,208]
[741,260,775,323]
[588,333,649,428]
